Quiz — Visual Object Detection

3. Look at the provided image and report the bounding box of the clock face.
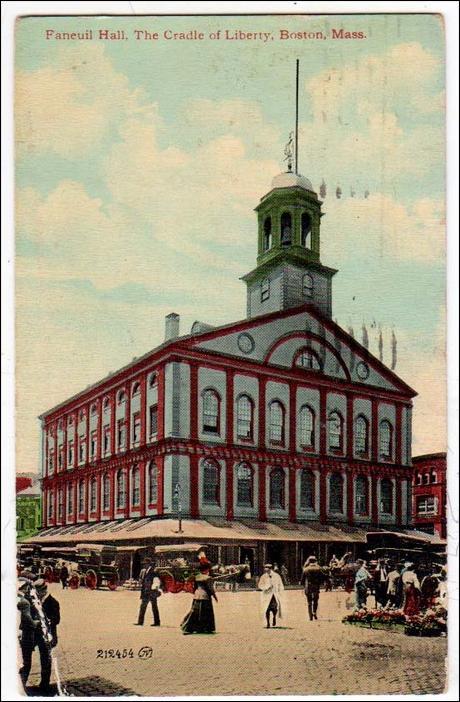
[237,332,255,355]
[356,362,370,380]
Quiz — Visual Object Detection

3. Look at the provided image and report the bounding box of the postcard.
[9,9,452,699]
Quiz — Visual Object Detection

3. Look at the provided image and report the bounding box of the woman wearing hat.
[181,562,218,634]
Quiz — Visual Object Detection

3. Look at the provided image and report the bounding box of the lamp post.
[174,483,183,533]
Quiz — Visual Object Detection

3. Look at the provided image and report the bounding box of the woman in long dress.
[181,565,218,634]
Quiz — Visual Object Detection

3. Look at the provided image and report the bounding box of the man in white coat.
[258,563,285,628]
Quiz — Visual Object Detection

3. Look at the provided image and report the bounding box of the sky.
[14,13,446,474]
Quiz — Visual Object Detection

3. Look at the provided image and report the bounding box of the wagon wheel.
[43,566,53,583]
[69,571,80,589]
[85,569,98,590]
[107,573,118,591]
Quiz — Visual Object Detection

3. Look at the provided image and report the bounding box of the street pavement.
[19,584,447,697]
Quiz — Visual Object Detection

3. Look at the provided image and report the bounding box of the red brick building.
[412,453,447,539]
[33,170,418,575]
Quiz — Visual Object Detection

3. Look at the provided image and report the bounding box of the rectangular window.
[103,427,111,455]
[68,441,74,467]
[78,438,86,464]
[132,413,141,445]
[149,405,158,437]
[78,483,85,513]
[90,431,97,460]
[261,278,270,302]
[48,450,54,473]
[57,490,63,520]
[117,420,126,451]
[67,485,73,514]
[417,496,437,515]
[58,445,63,470]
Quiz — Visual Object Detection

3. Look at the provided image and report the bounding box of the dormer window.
[302,273,314,298]
[301,212,312,247]
[261,278,270,302]
[280,212,292,246]
[263,217,272,251]
[295,347,322,371]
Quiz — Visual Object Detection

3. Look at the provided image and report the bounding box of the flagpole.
[295,59,299,174]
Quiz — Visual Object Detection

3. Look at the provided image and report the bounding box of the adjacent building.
[17,478,42,542]
[33,169,418,576]
[412,452,447,539]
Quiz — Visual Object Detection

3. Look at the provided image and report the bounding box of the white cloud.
[15,44,147,158]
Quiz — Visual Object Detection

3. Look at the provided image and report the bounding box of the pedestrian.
[135,558,162,627]
[373,558,389,608]
[302,556,324,621]
[354,559,370,610]
[280,564,290,585]
[181,562,218,634]
[402,563,421,616]
[386,563,402,609]
[17,578,60,693]
[258,563,285,628]
[59,562,69,590]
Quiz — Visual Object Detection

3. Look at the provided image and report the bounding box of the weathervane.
[284,132,294,172]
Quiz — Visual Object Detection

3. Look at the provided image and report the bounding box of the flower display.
[343,604,447,637]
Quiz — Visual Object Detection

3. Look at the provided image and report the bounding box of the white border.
[2,2,458,701]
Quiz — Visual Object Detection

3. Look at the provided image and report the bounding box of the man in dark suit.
[373,558,389,608]
[135,558,161,626]
[18,578,60,692]
[302,556,325,621]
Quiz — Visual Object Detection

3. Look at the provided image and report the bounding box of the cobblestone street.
[20,584,447,696]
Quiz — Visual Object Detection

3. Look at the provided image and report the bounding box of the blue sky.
[15,14,446,472]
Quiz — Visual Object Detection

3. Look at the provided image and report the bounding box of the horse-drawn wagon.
[67,543,119,590]
[154,543,207,593]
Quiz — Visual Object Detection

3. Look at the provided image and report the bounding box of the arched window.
[202,389,220,434]
[261,278,270,302]
[103,397,110,412]
[355,415,369,456]
[78,480,85,513]
[295,347,321,370]
[116,470,126,509]
[263,216,272,251]
[355,475,368,515]
[103,474,110,511]
[300,469,315,510]
[269,467,285,509]
[149,372,157,388]
[379,420,393,458]
[269,401,285,445]
[132,382,140,397]
[117,390,126,405]
[79,409,85,422]
[148,462,158,504]
[58,419,63,431]
[302,273,314,298]
[202,459,220,505]
[328,411,344,452]
[236,395,254,441]
[299,405,315,448]
[301,212,312,247]
[236,463,253,506]
[90,404,97,416]
[90,478,97,512]
[68,415,74,426]
[280,212,292,246]
[431,471,437,484]
[132,466,140,507]
[329,473,344,513]
[380,479,393,514]
[67,483,73,515]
